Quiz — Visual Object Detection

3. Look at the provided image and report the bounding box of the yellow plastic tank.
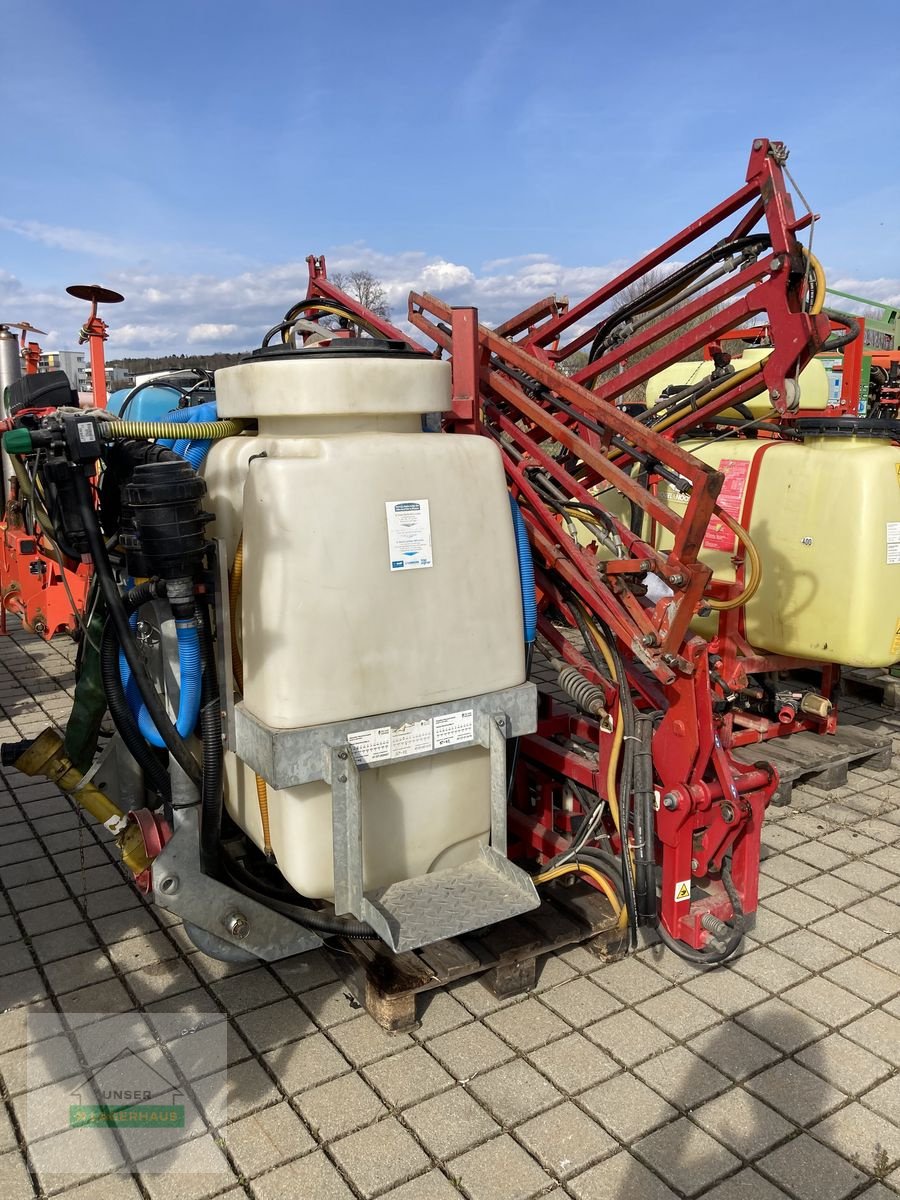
[658,433,900,667]
[646,348,830,418]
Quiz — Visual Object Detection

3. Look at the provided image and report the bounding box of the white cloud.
[3,247,896,357]
[187,323,239,345]
[0,216,130,259]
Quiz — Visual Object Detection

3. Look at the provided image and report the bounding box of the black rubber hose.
[221,854,378,939]
[100,608,171,804]
[655,860,745,966]
[74,469,201,784]
[632,714,656,924]
[821,308,861,352]
[197,599,224,877]
[588,235,772,362]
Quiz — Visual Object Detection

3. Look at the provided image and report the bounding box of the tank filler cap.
[245,337,424,364]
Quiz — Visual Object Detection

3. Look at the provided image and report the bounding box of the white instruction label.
[888,522,900,565]
[433,709,474,749]
[347,726,390,766]
[386,500,433,571]
[390,718,433,760]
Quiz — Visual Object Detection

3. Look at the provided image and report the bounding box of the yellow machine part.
[14,728,150,875]
[658,436,900,668]
[645,348,830,418]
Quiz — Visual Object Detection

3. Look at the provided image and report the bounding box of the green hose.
[101,419,248,440]
[63,599,108,773]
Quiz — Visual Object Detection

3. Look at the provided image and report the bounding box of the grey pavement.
[1,625,900,1199]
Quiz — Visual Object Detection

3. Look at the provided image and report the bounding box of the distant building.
[39,349,87,391]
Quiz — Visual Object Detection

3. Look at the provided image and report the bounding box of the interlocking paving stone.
[698,1167,791,1198]
[736,997,827,1052]
[294,1072,387,1142]
[536,977,622,1029]
[362,1043,453,1108]
[248,1149,355,1199]
[327,1012,414,1066]
[691,1087,793,1158]
[812,1101,900,1175]
[516,1099,616,1179]
[688,1022,781,1082]
[4,629,900,1200]
[528,1031,619,1095]
[744,1059,846,1125]
[484,995,570,1050]
[842,1009,900,1067]
[757,1133,867,1200]
[427,1020,515,1080]
[402,1085,499,1159]
[731,946,810,992]
[585,1008,674,1066]
[581,1072,677,1141]
[330,1116,430,1198]
[467,1057,563,1124]
[635,1116,741,1196]
[569,1148,679,1199]
[222,1101,315,1177]
[448,1133,554,1200]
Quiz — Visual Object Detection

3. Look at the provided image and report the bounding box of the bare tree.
[331,270,392,319]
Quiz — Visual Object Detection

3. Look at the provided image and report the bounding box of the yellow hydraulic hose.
[533,861,627,927]
[281,302,385,341]
[802,246,826,315]
[704,509,763,611]
[229,533,273,858]
[102,419,248,440]
[570,600,623,838]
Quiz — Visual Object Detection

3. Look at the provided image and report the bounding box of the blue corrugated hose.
[119,618,203,748]
[509,495,537,644]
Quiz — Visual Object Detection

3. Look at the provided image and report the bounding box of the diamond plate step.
[361,846,540,953]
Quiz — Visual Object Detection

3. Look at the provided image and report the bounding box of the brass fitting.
[14,728,150,876]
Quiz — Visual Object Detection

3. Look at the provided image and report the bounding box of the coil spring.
[558,665,608,717]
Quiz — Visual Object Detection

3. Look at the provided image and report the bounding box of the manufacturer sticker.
[386,500,433,571]
[887,522,900,566]
[347,726,391,766]
[433,709,474,749]
[703,459,750,552]
[674,880,691,902]
[390,719,433,760]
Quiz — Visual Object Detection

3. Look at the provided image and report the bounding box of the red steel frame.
[396,139,829,950]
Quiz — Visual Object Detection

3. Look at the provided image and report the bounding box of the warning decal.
[703,459,751,552]
[888,522,900,566]
[674,880,691,903]
[891,618,900,658]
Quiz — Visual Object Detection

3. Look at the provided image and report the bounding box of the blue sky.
[1,0,898,352]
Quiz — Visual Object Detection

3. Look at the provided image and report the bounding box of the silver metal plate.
[151,810,322,961]
[361,845,540,953]
[234,682,538,789]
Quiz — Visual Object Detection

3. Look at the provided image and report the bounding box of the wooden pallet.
[732,725,893,806]
[327,881,624,1033]
[841,667,900,712]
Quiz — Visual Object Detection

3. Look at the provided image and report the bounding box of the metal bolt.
[662,792,678,811]
[224,911,250,940]
[159,875,179,895]
[690,858,699,872]
[495,717,505,728]
[771,389,780,401]
[668,574,684,587]
[770,256,782,271]
[721,803,735,823]
[641,633,657,648]
[337,773,348,784]
[338,750,347,760]
[753,139,763,150]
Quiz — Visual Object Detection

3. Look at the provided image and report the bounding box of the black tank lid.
[787,417,900,441]
[243,338,425,364]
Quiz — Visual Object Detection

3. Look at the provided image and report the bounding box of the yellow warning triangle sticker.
[674,881,691,902]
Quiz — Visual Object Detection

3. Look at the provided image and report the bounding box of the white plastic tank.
[205,341,526,898]
[646,347,830,417]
